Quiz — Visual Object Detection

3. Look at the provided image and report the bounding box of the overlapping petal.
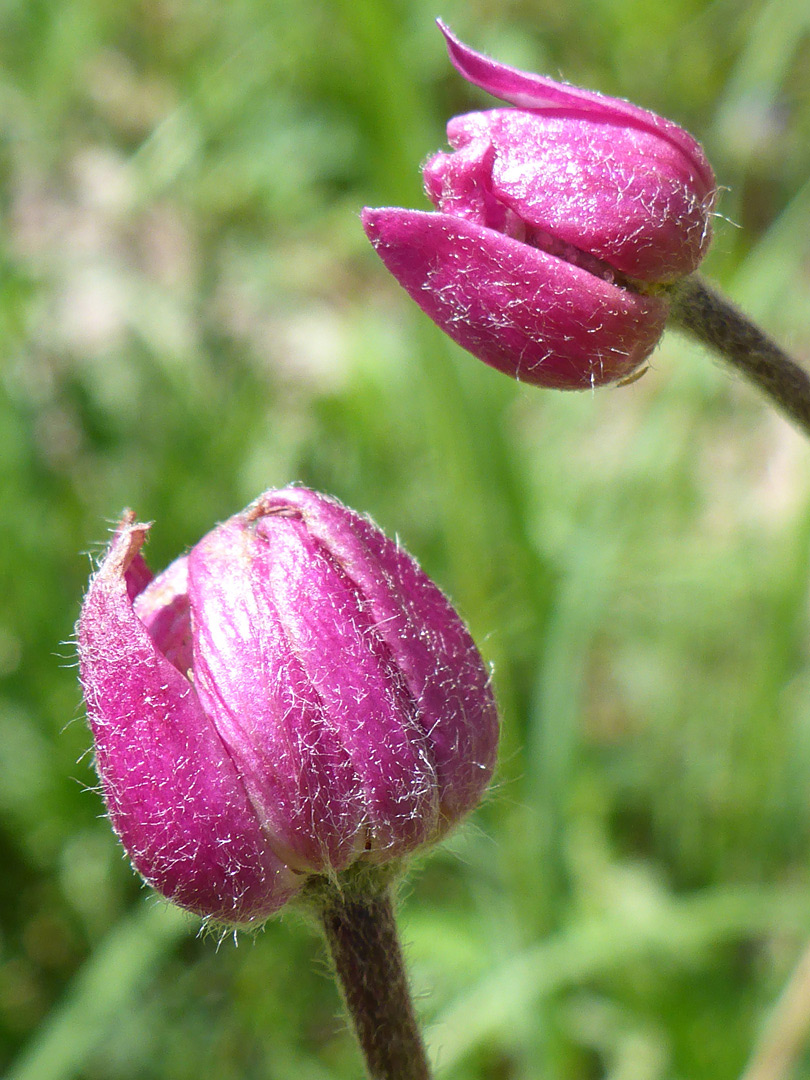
[363,207,668,389]
[78,519,301,923]
[436,20,714,194]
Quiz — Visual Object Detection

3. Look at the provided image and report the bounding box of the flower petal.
[437,19,715,195]
[438,109,713,281]
[362,207,668,389]
[188,500,441,871]
[133,553,193,674]
[78,519,300,923]
[276,488,499,832]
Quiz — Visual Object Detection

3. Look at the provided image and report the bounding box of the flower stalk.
[668,275,810,438]
[302,867,432,1080]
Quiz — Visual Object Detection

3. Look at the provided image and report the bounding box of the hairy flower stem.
[669,275,810,437]
[306,872,432,1080]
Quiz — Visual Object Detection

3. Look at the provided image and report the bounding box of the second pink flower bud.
[363,22,717,389]
[78,488,499,924]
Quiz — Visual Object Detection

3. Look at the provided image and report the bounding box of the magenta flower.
[77,488,499,924]
[362,22,717,390]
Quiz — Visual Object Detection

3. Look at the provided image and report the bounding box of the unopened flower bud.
[78,488,499,924]
[363,21,717,389]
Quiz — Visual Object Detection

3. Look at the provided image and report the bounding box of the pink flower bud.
[362,22,717,390]
[78,488,499,924]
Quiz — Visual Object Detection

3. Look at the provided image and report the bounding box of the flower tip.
[360,206,426,270]
[435,17,453,42]
[434,18,497,96]
[106,514,151,576]
[361,206,395,248]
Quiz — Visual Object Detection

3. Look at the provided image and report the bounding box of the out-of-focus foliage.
[1,0,810,1077]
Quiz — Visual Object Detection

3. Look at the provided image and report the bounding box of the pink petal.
[276,488,499,832]
[187,501,441,870]
[438,110,713,281]
[78,519,301,923]
[133,553,193,674]
[437,20,715,194]
[362,207,668,389]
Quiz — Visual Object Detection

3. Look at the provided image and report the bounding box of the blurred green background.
[2,0,810,1077]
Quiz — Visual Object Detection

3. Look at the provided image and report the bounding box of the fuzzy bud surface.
[362,21,717,389]
[78,488,499,923]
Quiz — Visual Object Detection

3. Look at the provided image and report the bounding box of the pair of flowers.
[79,24,716,923]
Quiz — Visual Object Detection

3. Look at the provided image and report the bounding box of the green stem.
[669,275,810,437]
